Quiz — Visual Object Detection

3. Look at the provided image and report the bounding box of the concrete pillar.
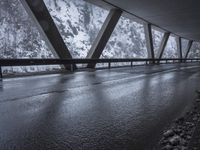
[0,66,2,79]
[20,0,75,70]
[156,32,170,59]
[176,37,182,62]
[87,9,122,68]
[185,40,193,59]
[144,23,155,61]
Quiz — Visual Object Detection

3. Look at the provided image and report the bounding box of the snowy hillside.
[0,0,199,74]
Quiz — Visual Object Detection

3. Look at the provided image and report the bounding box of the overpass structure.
[0,0,200,75]
[1,0,200,150]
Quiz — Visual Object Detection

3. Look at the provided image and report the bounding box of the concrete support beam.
[176,37,182,62]
[144,23,155,61]
[20,0,75,70]
[0,66,2,79]
[156,32,170,59]
[87,9,122,68]
[185,40,193,59]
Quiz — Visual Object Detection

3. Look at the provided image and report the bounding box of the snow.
[189,42,200,58]
[101,16,147,59]
[44,0,109,58]
[158,94,200,150]
[0,0,200,74]
[152,28,164,56]
[162,35,178,58]
[0,0,60,74]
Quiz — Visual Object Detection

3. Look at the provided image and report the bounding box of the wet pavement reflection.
[0,63,200,150]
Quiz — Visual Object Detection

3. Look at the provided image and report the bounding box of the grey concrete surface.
[103,0,200,41]
[0,63,200,150]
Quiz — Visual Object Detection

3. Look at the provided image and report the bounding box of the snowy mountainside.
[0,0,199,73]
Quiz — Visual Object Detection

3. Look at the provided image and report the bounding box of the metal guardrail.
[0,58,200,66]
[0,58,200,78]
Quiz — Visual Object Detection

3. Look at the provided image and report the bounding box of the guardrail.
[0,58,200,78]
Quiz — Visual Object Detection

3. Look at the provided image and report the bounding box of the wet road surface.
[0,63,200,150]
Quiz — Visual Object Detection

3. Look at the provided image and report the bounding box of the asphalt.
[0,63,200,150]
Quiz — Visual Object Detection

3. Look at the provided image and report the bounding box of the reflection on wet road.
[0,63,200,150]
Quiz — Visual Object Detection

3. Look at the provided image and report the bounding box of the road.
[0,63,200,150]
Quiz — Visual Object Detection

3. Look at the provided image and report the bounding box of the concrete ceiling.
[102,0,200,41]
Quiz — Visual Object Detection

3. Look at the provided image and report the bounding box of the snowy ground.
[157,91,200,150]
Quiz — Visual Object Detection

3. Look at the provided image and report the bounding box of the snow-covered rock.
[0,0,200,74]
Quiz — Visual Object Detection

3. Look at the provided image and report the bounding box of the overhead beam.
[176,37,182,62]
[87,9,122,68]
[20,0,75,70]
[156,32,170,59]
[144,23,154,60]
[185,40,193,59]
